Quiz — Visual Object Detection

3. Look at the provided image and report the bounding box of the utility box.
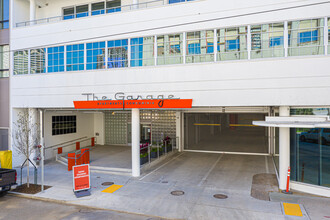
[0,150,12,169]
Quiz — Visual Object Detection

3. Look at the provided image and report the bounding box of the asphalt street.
[0,195,164,220]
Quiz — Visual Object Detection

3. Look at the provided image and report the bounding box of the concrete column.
[176,112,181,152]
[324,17,328,56]
[284,21,288,57]
[39,110,44,192]
[195,114,199,144]
[247,25,251,60]
[279,106,290,190]
[131,109,140,177]
[30,0,36,21]
[213,29,217,62]
[133,0,138,9]
[183,32,186,64]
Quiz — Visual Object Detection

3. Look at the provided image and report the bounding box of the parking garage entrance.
[184,113,268,154]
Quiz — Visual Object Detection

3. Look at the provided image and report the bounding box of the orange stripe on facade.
[74,99,193,109]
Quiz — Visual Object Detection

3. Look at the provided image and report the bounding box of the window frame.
[0,45,9,77]
[52,115,77,136]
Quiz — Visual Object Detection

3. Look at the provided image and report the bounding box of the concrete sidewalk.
[12,152,330,220]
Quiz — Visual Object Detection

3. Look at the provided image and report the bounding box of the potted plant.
[162,136,172,153]
[167,143,173,152]
[150,147,163,158]
[140,152,149,165]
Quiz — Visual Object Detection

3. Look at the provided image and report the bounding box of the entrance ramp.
[56,145,132,176]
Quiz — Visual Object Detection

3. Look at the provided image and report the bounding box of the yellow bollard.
[0,150,12,169]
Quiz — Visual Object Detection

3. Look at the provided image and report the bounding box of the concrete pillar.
[30,0,36,21]
[279,106,290,190]
[133,0,138,9]
[131,109,140,177]
[195,115,199,144]
[176,112,181,152]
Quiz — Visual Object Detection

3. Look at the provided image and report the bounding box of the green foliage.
[151,147,163,152]
[140,152,148,158]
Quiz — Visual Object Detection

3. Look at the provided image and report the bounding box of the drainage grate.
[213,194,228,199]
[101,182,114,186]
[171,190,185,196]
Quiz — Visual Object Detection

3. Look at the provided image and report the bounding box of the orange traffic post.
[81,148,90,164]
[68,153,76,171]
[76,142,80,150]
[91,137,95,147]
[282,167,293,194]
[57,147,62,154]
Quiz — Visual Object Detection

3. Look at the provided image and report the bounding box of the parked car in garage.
[300,128,330,145]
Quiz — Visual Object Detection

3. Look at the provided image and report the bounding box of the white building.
[9,0,330,197]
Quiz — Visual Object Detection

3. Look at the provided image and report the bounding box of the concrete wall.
[93,112,105,145]
[12,0,29,27]
[11,109,104,166]
[43,111,95,160]
[0,29,9,45]
[9,56,330,108]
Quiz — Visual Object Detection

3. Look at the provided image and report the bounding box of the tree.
[13,109,40,187]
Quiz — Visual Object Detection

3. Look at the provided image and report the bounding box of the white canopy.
[253,116,330,128]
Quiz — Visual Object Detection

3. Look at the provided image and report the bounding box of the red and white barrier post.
[282,166,293,194]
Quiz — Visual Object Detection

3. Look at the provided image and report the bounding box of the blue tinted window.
[76,5,89,18]
[108,39,128,68]
[169,0,185,3]
[92,2,105,16]
[169,0,194,3]
[107,8,121,13]
[63,7,74,20]
[226,39,240,51]
[48,46,65,73]
[86,41,105,70]
[270,36,283,47]
[106,0,121,13]
[66,44,84,71]
[1,0,9,29]
[130,37,154,67]
[188,43,201,54]
[299,30,318,44]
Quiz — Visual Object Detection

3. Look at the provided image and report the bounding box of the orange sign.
[74,99,192,109]
[73,164,90,192]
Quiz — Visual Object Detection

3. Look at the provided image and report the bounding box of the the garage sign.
[74,92,192,109]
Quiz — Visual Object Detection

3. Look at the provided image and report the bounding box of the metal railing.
[46,136,88,149]
[67,148,90,166]
[45,136,89,149]
[16,0,189,27]
[53,137,95,155]
[20,158,38,185]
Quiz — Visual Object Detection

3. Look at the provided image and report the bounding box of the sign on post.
[73,164,91,197]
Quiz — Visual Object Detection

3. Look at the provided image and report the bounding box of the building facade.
[9,0,330,197]
[0,0,10,151]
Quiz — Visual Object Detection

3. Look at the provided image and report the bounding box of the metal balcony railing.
[16,0,194,28]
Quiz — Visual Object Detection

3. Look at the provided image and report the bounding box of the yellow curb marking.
[194,123,221,126]
[283,203,303,217]
[102,184,123,194]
